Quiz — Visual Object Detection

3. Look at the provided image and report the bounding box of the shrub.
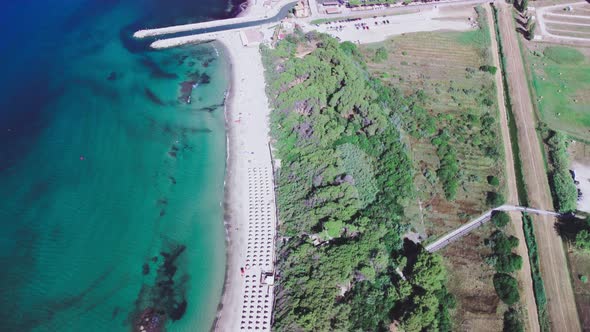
[575,230,590,251]
[479,65,498,74]
[433,132,460,200]
[503,308,524,332]
[492,211,510,228]
[493,273,520,305]
[522,214,550,331]
[337,143,379,208]
[487,191,505,207]
[373,47,388,62]
[547,131,577,213]
[488,175,500,186]
[496,253,523,273]
[489,231,519,254]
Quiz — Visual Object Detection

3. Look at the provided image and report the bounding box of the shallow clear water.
[0,1,238,331]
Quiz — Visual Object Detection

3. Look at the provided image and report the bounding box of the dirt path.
[485,4,540,331]
[496,2,581,331]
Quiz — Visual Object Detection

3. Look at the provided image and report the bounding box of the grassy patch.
[543,46,585,64]
[310,17,346,25]
[527,45,590,140]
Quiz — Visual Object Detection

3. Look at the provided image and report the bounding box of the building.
[293,0,311,17]
[326,7,342,14]
[322,1,341,6]
[240,29,265,47]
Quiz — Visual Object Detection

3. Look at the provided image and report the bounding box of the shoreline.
[210,38,240,332]
[208,28,278,331]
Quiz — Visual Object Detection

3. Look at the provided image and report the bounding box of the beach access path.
[213,31,278,332]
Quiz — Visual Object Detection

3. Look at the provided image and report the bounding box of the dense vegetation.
[493,273,519,305]
[492,211,510,228]
[523,214,550,331]
[263,32,454,331]
[485,211,525,327]
[545,130,577,213]
[486,230,522,273]
[503,307,524,332]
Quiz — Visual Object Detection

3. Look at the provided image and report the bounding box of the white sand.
[212,32,278,331]
[142,4,489,330]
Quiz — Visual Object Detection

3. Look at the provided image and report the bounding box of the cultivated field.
[524,44,590,141]
[360,18,508,330]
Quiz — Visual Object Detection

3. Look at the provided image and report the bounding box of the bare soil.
[498,2,581,330]
[485,4,540,330]
[441,226,505,332]
[360,15,507,329]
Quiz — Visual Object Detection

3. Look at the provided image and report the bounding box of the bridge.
[425,205,561,252]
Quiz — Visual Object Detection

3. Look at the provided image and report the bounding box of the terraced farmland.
[360,24,508,331]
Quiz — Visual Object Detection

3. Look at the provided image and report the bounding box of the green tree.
[488,175,500,186]
[487,191,505,206]
[496,253,523,273]
[492,211,510,228]
[400,292,440,332]
[547,131,577,213]
[488,231,518,254]
[493,273,520,305]
[576,230,590,251]
[410,250,447,291]
[503,307,524,332]
[373,47,388,62]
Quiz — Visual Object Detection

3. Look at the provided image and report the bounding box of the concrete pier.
[133,0,296,38]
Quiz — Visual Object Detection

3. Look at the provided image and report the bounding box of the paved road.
[497,2,581,330]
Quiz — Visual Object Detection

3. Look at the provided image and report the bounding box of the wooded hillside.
[263,32,454,331]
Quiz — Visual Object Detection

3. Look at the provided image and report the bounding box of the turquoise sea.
[0,1,239,331]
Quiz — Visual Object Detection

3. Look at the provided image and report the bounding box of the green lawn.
[529,46,590,140]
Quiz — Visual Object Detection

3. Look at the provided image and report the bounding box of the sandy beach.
[211,31,278,332]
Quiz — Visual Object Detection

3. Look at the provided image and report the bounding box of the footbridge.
[425,205,561,252]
